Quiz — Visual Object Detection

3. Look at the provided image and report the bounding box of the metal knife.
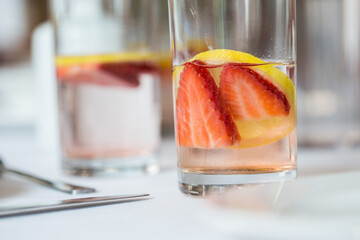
[0,194,150,218]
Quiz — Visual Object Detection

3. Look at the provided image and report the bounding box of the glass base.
[62,153,159,177]
[178,169,297,197]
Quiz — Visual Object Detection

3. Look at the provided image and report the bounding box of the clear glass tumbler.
[169,0,297,196]
[50,0,161,176]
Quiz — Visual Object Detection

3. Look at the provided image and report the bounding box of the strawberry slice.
[58,70,139,87]
[176,62,240,148]
[99,61,157,87]
[57,61,159,88]
[219,64,290,121]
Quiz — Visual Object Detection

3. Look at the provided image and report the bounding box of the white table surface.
[0,130,360,240]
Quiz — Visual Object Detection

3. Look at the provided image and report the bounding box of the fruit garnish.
[55,52,156,66]
[176,62,240,148]
[99,62,156,87]
[57,69,139,87]
[219,64,290,121]
[173,49,296,148]
[56,53,158,87]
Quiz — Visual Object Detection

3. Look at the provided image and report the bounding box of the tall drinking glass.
[50,0,161,176]
[169,0,297,196]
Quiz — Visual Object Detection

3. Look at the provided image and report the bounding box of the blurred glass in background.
[50,0,162,176]
[34,0,172,155]
[297,0,360,148]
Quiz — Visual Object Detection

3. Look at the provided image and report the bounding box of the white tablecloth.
[0,130,360,240]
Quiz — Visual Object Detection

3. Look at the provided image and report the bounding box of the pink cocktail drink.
[56,54,161,175]
[173,50,297,193]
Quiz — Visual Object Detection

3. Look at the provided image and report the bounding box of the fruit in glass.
[174,49,296,175]
[56,53,161,160]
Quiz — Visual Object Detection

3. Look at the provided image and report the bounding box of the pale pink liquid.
[178,130,297,174]
[57,61,161,160]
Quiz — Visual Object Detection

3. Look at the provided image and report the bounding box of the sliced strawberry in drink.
[219,64,290,121]
[176,62,240,148]
[99,62,158,87]
[57,61,159,88]
[59,70,140,87]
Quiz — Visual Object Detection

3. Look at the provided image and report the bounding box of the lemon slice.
[56,52,158,66]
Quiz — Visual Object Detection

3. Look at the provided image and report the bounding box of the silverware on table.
[0,194,150,218]
[0,158,95,194]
